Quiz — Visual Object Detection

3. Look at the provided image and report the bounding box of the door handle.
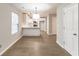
[73,33,77,36]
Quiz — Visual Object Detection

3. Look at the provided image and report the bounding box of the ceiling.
[11,3,58,17]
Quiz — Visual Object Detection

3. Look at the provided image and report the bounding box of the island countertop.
[22,26,40,29]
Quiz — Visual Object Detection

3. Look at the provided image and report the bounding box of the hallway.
[2,32,70,56]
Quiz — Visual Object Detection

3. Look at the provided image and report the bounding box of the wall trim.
[0,35,23,56]
[56,41,64,49]
[56,41,73,56]
[47,33,56,35]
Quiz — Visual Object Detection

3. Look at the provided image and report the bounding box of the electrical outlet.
[0,44,2,48]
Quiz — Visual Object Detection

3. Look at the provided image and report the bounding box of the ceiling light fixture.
[32,7,40,20]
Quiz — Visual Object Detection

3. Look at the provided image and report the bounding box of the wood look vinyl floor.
[2,32,71,56]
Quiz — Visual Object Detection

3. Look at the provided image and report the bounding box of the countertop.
[22,26,40,29]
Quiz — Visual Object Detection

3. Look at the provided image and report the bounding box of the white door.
[63,4,78,55]
[72,4,78,56]
[63,5,74,55]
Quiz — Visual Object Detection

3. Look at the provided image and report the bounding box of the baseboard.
[56,41,64,49]
[48,33,56,36]
[56,41,73,56]
[0,35,23,56]
[48,33,52,35]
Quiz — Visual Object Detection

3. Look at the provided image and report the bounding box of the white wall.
[47,15,49,35]
[47,14,56,35]
[0,4,23,55]
[52,15,56,35]
[22,13,26,26]
[56,5,64,48]
[47,14,52,35]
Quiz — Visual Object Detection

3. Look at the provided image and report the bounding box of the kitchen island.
[22,26,41,36]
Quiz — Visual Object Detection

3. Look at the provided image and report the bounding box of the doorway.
[39,17,47,36]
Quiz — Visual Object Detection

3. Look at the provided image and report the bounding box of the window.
[11,12,19,34]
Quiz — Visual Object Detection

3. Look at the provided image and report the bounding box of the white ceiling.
[11,3,58,17]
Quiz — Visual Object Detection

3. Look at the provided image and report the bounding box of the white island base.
[23,27,41,36]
